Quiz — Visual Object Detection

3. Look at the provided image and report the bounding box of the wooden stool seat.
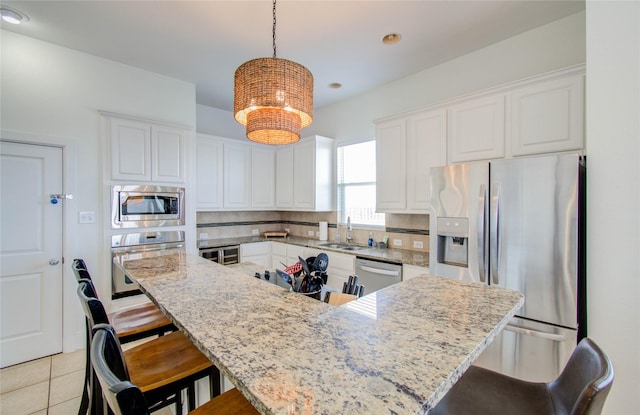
[78,281,219,414]
[190,388,260,415]
[92,326,256,415]
[109,302,174,342]
[325,292,357,306]
[125,330,213,394]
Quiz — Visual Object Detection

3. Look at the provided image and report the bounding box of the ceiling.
[1,1,584,112]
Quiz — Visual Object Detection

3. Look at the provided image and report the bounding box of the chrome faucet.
[346,216,352,244]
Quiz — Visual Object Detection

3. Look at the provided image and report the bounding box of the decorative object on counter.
[262,231,289,238]
[276,255,329,300]
[368,232,374,247]
[324,292,357,307]
[233,0,313,145]
[342,275,365,298]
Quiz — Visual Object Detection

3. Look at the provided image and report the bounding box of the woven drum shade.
[234,57,313,145]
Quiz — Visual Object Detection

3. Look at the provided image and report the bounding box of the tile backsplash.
[196,211,429,253]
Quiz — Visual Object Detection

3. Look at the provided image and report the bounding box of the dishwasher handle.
[357,265,401,277]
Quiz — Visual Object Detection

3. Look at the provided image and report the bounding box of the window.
[337,140,385,227]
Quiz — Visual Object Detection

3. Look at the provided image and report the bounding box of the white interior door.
[1,141,63,367]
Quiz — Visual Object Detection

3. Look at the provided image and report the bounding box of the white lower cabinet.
[325,251,355,292]
[271,242,288,270]
[240,242,271,268]
[402,264,430,281]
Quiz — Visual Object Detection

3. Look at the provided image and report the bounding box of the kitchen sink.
[318,243,366,251]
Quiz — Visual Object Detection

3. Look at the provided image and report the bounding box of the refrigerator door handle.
[490,185,500,285]
[477,185,487,282]
[503,323,568,343]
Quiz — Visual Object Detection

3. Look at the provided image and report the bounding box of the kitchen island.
[115,249,523,415]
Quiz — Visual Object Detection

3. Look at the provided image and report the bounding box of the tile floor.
[0,349,85,415]
[0,350,173,415]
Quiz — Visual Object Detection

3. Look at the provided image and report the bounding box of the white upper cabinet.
[448,94,506,163]
[375,118,407,211]
[406,109,447,211]
[275,147,294,208]
[195,135,281,211]
[223,141,251,209]
[510,74,584,157]
[376,108,446,213]
[109,116,186,183]
[251,147,276,209]
[276,135,334,211]
[196,134,223,211]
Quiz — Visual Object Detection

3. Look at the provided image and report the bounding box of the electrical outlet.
[413,240,424,249]
[285,228,290,233]
[252,229,259,236]
[79,211,95,224]
[315,231,319,237]
[199,233,208,239]
[393,239,402,246]
[308,230,314,236]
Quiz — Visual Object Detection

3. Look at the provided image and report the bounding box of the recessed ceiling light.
[0,6,29,25]
[329,83,342,89]
[382,33,401,45]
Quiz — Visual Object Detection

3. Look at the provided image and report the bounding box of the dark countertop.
[197,235,429,267]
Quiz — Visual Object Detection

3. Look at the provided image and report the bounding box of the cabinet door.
[376,118,407,211]
[251,147,276,209]
[223,142,251,209]
[196,136,223,210]
[275,147,294,208]
[110,118,151,181]
[152,125,186,183]
[406,109,447,211]
[511,75,584,156]
[448,95,505,163]
[293,140,315,209]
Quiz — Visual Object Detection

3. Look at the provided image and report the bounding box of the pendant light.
[234,0,313,145]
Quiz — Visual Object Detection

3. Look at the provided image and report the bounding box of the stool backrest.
[91,325,149,415]
[72,258,93,283]
[77,279,110,329]
[549,337,614,415]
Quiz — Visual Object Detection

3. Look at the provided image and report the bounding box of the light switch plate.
[79,211,95,224]
[413,240,424,249]
[252,229,259,235]
[393,239,402,246]
[308,230,314,236]
[199,233,208,239]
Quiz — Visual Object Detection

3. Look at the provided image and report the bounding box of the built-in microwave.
[111,185,185,228]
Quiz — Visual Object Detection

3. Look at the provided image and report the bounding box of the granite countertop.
[197,235,430,267]
[115,249,522,415]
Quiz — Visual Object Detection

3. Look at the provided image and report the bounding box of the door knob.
[49,258,60,266]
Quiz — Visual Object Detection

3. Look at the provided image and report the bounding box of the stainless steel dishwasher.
[355,257,402,294]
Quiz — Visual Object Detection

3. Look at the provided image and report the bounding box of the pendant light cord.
[272,0,277,58]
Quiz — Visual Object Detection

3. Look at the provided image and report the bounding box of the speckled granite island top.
[115,249,523,415]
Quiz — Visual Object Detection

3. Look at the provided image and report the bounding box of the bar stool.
[77,280,220,415]
[91,324,259,415]
[72,259,176,343]
[72,259,176,415]
[429,337,614,415]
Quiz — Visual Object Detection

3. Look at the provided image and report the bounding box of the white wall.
[305,11,586,142]
[0,30,197,352]
[585,2,640,414]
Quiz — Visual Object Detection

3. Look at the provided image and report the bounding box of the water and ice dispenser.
[436,217,469,267]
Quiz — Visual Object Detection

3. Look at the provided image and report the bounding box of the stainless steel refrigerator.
[429,153,586,382]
